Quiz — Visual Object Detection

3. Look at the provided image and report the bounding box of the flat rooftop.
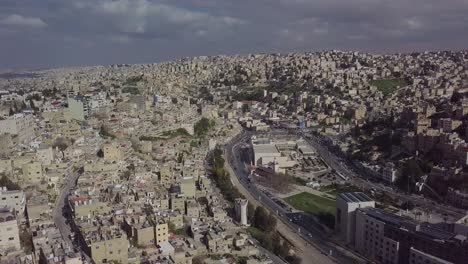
[338,192,372,203]
[253,144,279,154]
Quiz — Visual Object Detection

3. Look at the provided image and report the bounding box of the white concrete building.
[355,208,400,264]
[235,199,248,226]
[335,192,375,245]
[381,162,398,183]
[251,138,281,166]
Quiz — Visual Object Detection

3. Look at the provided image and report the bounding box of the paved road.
[225,131,366,264]
[52,168,84,258]
[298,130,465,220]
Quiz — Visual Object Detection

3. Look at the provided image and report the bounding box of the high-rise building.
[337,192,468,264]
[235,199,248,226]
[335,192,375,245]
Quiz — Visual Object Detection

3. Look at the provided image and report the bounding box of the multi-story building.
[170,193,185,211]
[84,226,128,264]
[446,188,468,209]
[103,143,124,162]
[381,162,398,183]
[0,210,21,255]
[180,177,196,198]
[21,161,43,183]
[0,113,36,143]
[159,166,173,187]
[155,221,168,246]
[36,145,54,165]
[0,188,26,213]
[338,192,468,264]
[335,192,375,245]
[68,96,89,121]
[70,198,112,219]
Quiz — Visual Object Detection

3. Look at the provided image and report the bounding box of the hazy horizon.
[1,0,467,70]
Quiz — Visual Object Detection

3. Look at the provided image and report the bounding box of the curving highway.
[225,130,366,264]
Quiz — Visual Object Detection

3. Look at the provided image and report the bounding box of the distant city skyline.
[1,0,468,70]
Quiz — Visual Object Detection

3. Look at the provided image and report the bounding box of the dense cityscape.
[0,50,468,264]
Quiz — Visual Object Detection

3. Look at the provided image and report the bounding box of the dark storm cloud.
[1,0,467,70]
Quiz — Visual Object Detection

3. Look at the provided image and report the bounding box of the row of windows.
[0,237,16,242]
[0,196,20,200]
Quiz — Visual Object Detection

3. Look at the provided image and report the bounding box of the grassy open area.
[370,79,407,97]
[139,128,191,141]
[174,227,189,237]
[284,192,336,215]
[247,226,264,239]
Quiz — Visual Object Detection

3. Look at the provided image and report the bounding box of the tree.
[192,256,206,264]
[242,104,249,113]
[127,163,136,177]
[194,117,213,137]
[265,213,277,232]
[168,221,176,233]
[97,149,104,158]
[29,99,36,111]
[53,137,68,159]
[285,256,302,264]
[272,232,282,255]
[171,97,178,104]
[247,203,256,223]
[254,207,269,230]
[401,201,415,211]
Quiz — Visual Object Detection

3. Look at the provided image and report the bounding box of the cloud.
[0,14,47,28]
[73,0,246,36]
[0,0,468,69]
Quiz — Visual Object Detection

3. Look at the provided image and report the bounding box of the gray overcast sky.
[1,0,467,70]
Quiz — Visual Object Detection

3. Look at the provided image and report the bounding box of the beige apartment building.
[0,188,26,213]
[71,199,112,218]
[170,193,185,211]
[86,229,128,264]
[36,146,54,165]
[103,143,124,162]
[0,210,21,255]
[159,166,173,186]
[155,221,168,245]
[22,161,43,183]
[180,177,196,198]
[124,216,169,247]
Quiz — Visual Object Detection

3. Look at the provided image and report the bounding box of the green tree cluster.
[194,117,214,137]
